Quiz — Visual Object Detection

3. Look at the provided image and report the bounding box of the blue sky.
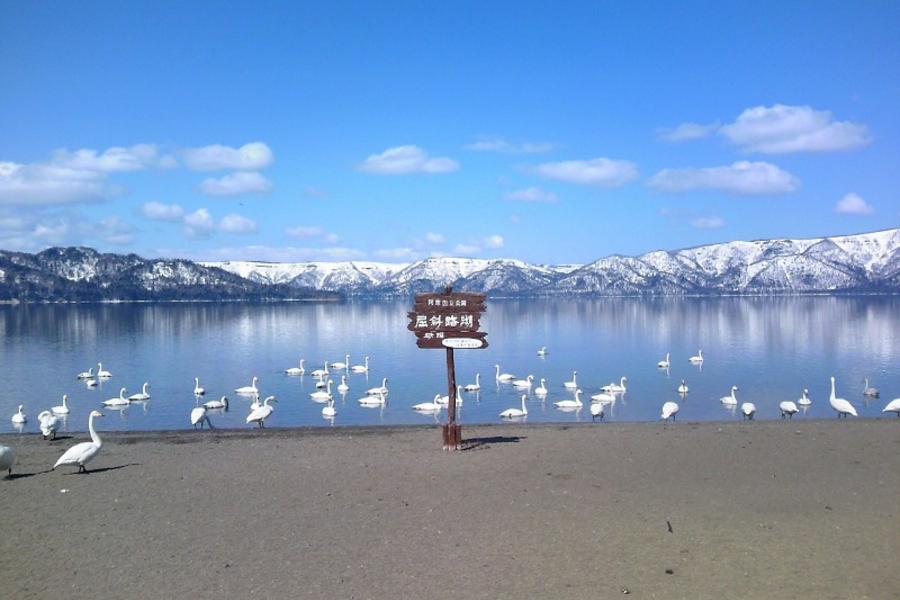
[1,1,898,264]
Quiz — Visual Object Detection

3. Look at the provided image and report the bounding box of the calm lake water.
[2,297,898,433]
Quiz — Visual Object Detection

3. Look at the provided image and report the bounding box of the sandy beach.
[1,420,898,599]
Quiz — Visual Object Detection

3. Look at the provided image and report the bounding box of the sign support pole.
[444,346,459,450]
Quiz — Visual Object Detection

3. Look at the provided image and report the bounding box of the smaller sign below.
[442,337,484,349]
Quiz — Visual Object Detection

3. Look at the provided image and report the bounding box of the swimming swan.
[351,356,370,373]
[337,375,349,393]
[535,378,548,396]
[829,377,857,418]
[554,389,583,409]
[52,394,71,415]
[235,376,259,395]
[310,382,333,402]
[494,365,516,382]
[677,379,689,394]
[322,398,337,417]
[194,377,206,396]
[863,378,880,398]
[798,388,811,406]
[463,373,481,392]
[359,393,386,406]
[128,382,151,401]
[97,363,112,378]
[103,388,129,407]
[204,396,228,410]
[657,353,670,368]
[285,359,305,376]
[366,378,389,396]
[76,367,94,380]
[563,371,578,390]
[689,350,703,363]
[412,394,443,412]
[720,386,738,405]
[500,395,528,418]
[512,375,534,389]
[331,354,350,370]
[601,377,627,393]
[53,410,104,473]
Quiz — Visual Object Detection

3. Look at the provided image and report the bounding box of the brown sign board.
[414,292,486,310]
[407,311,482,333]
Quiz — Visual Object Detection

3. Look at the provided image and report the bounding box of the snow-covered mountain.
[1,228,898,301]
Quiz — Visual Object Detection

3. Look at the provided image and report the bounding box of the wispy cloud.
[690,216,725,229]
[453,243,481,255]
[357,145,458,175]
[182,142,273,171]
[285,225,339,243]
[51,144,173,172]
[484,234,504,248]
[465,136,557,154]
[182,208,257,237]
[720,104,871,153]
[648,161,799,195]
[506,187,558,203]
[199,171,272,196]
[656,122,719,143]
[181,244,364,262]
[375,247,417,260]
[533,158,638,186]
[834,192,874,215]
[141,201,185,222]
[219,213,259,234]
[425,232,445,244]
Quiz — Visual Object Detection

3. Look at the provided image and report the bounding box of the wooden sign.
[407,311,482,333]
[416,331,488,349]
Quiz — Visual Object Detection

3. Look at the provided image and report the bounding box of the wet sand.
[2,420,898,599]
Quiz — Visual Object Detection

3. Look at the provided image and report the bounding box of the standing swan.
[285,359,306,376]
[38,411,60,440]
[463,373,481,392]
[246,397,277,427]
[829,377,857,418]
[689,350,703,363]
[0,445,16,478]
[128,382,151,401]
[53,410,104,473]
[741,402,756,420]
[351,356,370,373]
[194,377,206,396]
[190,406,208,429]
[882,398,900,416]
[52,394,71,415]
[500,395,528,418]
[563,371,578,390]
[661,401,679,422]
[590,402,604,421]
[720,386,739,405]
[657,353,670,368]
[780,401,799,419]
[235,376,259,395]
[11,405,26,424]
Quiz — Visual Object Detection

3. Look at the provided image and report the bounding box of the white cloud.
[183,208,216,237]
[648,161,799,195]
[182,142,274,171]
[97,215,136,245]
[285,225,338,244]
[506,187,558,202]
[453,243,481,255]
[834,192,873,215]
[0,160,117,205]
[533,158,638,186]
[657,122,719,143]
[425,232,445,244]
[719,104,871,154]
[690,216,725,229]
[51,144,166,172]
[141,201,185,222]
[484,234,504,248]
[179,244,364,263]
[357,145,459,175]
[219,213,258,234]
[376,247,417,260]
[465,136,557,154]
[199,171,272,196]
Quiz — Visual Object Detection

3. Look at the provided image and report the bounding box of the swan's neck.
[142,383,148,394]
[89,414,102,447]
[63,395,68,407]
[620,377,626,386]
[830,379,836,399]
[522,397,528,413]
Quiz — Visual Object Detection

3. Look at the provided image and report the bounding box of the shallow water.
[1,297,898,433]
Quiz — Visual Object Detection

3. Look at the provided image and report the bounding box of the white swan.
[76,367,93,379]
[315,378,327,389]
[494,364,516,382]
[660,401,679,422]
[741,402,756,420]
[103,388,129,407]
[657,353,670,368]
[359,392,386,406]
[53,410,104,473]
[251,395,275,411]
[829,377,857,418]
[720,386,738,405]
[337,375,349,393]
[677,379,689,394]
[128,382,151,401]
[798,388,811,406]
[97,363,112,378]
[285,359,305,376]
[537,346,548,356]
[330,354,350,370]
[535,378,548,396]
[780,401,799,419]
[246,396,277,427]
[590,402,604,421]
[463,373,481,392]
[882,398,900,416]
[0,445,15,478]
[412,394,443,412]
[204,396,228,410]
[85,378,98,388]
[366,378,389,396]
[235,376,259,395]
[689,350,703,363]
[194,377,206,396]
[322,398,337,417]
[601,377,627,393]
[190,406,208,429]
[591,391,616,404]
[11,405,26,424]
[310,381,333,402]
[863,378,880,398]
[512,374,534,389]
[500,395,528,418]
[554,389,583,409]
[310,362,329,378]
[351,355,370,373]
[38,410,60,440]
[563,371,578,390]
[52,394,70,415]
[436,386,464,407]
